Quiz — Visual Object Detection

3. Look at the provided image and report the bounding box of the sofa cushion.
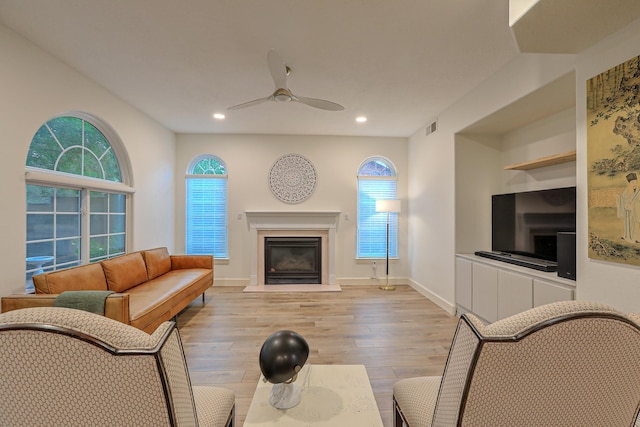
[102,253,148,293]
[171,254,213,270]
[38,263,108,294]
[126,269,212,332]
[142,247,172,280]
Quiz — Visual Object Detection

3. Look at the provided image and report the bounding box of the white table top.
[244,364,383,427]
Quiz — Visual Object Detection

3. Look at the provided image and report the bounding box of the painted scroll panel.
[587,54,640,265]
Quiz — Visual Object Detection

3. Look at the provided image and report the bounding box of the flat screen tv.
[492,187,576,262]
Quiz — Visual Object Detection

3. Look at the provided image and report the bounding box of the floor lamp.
[375,199,401,291]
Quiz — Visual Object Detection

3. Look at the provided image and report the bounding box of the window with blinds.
[357,157,398,258]
[185,155,228,258]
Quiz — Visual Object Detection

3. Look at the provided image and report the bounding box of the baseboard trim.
[213,278,251,287]
[337,277,408,286]
[407,278,456,316]
[243,284,342,293]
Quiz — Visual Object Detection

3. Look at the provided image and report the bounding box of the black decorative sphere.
[259,330,309,384]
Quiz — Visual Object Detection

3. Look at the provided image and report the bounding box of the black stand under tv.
[474,251,558,272]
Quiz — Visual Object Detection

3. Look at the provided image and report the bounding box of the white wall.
[0,24,176,295]
[412,17,640,316]
[454,134,502,255]
[500,108,577,194]
[575,19,640,313]
[454,108,577,256]
[175,133,409,284]
[407,125,458,312]
[409,53,576,314]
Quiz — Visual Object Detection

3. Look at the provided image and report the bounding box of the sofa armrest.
[2,294,58,311]
[1,293,131,325]
[170,254,213,270]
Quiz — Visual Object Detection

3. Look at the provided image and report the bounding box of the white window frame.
[25,112,133,289]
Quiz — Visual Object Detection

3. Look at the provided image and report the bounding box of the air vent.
[425,120,437,136]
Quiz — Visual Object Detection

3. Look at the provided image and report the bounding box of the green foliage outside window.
[27,116,122,182]
[192,157,226,175]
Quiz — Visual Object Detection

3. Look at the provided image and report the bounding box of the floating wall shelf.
[504,150,576,171]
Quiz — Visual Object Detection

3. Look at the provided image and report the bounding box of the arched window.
[357,157,398,258]
[25,113,133,291]
[185,155,228,258]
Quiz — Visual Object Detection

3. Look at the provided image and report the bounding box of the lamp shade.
[375,199,401,213]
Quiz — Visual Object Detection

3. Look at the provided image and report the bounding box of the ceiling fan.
[228,49,344,111]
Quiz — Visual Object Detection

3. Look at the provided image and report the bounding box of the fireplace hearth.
[265,237,321,284]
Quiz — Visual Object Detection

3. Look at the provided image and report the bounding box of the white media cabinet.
[456,254,576,323]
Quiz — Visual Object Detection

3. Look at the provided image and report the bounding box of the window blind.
[357,177,398,258]
[186,176,228,258]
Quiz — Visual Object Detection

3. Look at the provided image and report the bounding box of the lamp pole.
[375,199,400,291]
[382,211,393,290]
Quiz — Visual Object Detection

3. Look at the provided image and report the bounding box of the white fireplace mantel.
[245,210,341,285]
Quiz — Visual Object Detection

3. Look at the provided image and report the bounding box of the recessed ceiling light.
[356,116,367,123]
[213,113,225,120]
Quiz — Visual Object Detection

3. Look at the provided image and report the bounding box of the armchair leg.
[225,404,235,427]
[394,396,407,427]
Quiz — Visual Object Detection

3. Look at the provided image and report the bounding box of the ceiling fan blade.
[227,97,270,110]
[267,48,288,90]
[295,95,344,111]
[230,50,344,112]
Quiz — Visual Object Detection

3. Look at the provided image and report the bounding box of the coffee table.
[244,364,383,426]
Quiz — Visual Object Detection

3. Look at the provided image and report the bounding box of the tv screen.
[492,187,576,262]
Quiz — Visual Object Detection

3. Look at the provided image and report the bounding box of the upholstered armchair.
[393,301,640,427]
[0,307,235,427]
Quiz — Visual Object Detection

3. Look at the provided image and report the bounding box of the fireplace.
[264,237,321,284]
[245,210,340,286]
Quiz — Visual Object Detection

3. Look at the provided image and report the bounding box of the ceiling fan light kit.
[228,49,344,111]
[273,88,294,103]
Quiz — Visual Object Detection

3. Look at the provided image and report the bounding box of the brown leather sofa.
[1,247,212,333]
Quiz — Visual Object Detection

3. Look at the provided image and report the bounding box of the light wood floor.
[177,285,459,427]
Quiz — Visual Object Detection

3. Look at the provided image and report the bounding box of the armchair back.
[434,301,640,426]
[394,301,640,427]
[0,307,208,426]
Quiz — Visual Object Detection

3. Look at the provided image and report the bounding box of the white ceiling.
[459,72,577,136]
[510,0,640,54]
[0,0,519,137]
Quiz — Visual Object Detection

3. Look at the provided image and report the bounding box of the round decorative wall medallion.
[269,154,317,204]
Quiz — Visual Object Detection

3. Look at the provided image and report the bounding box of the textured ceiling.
[0,0,521,137]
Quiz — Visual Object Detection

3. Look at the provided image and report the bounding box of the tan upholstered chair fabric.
[393,301,640,427]
[193,386,237,427]
[0,307,234,427]
[393,377,441,427]
[431,318,480,426]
